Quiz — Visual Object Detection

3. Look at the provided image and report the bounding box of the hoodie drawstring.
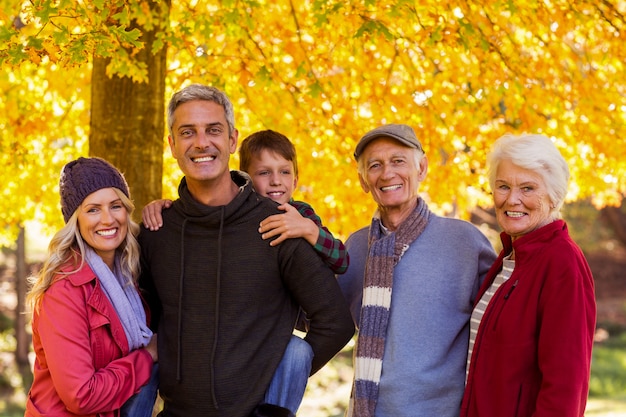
[176,219,188,382]
[208,206,225,409]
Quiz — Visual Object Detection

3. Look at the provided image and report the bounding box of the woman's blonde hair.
[27,188,141,313]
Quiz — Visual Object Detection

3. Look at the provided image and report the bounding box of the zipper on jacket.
[504,279,518,299]
[491,279,519,331]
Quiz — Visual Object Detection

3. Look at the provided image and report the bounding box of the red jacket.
[26,262,153,417]
[461,220,596,417]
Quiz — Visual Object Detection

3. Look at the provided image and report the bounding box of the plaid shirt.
[290,199,349,274]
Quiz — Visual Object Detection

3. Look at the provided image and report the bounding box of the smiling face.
[247,149,297,205]
[168,100,238,190]
[358,137,427,229]
[493,159,554,240]
[77,187,128,268]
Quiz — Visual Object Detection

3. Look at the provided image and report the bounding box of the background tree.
[1,0,625,409]
[3,0,624,242]
[0,51,90,392]
[89,1,170,216]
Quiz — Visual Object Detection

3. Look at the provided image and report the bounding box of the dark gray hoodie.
[138,171,354,417]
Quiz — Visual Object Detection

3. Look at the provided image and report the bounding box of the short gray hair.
[167,84,236,137]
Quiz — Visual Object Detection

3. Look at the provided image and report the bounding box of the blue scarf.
[85,247,153,351]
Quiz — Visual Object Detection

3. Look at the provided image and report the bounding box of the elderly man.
[338,124,496,417]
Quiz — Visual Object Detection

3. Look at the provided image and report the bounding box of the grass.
[3,324,626,416]
[584,327,626,416]
[588,330,626,414]
[300,330,626,416]
[299,340,354,416]
[586,398,626,416]
[0,326,27,417]
[4,335,626,416]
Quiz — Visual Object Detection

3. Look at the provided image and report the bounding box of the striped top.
[466,257,515,381]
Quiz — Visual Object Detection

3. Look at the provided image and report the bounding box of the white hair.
[487,133,570,217]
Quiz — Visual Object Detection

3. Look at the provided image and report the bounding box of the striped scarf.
[348,197,431,416]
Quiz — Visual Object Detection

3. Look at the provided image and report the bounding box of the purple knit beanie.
[59,157,130,223]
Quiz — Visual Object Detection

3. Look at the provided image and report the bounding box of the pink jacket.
[26,262,153,417]
[461,220,596,417]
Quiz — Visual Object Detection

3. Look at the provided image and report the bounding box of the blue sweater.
[339,214,496,417]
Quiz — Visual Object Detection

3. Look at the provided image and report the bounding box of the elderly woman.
[461,134,596,417]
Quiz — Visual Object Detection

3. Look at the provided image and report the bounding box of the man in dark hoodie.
[138,84,355,417]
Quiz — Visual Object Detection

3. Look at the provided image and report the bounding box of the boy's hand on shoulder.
[259,203,319,246]
[142,199,173,231]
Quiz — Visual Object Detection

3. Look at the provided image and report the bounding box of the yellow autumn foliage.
[1,0,625,245]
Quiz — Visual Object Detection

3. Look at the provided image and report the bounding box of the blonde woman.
[26,157,158,417]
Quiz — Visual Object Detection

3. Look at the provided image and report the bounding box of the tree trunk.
[89,2,170,219]
[15,226,33,391]
[601,203,626,247]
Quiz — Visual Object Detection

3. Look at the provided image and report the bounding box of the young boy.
[239,129,349,274]
[142,129,349,415]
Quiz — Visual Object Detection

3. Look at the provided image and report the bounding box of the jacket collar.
[60,260,97,286]
[501,219,567,261]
